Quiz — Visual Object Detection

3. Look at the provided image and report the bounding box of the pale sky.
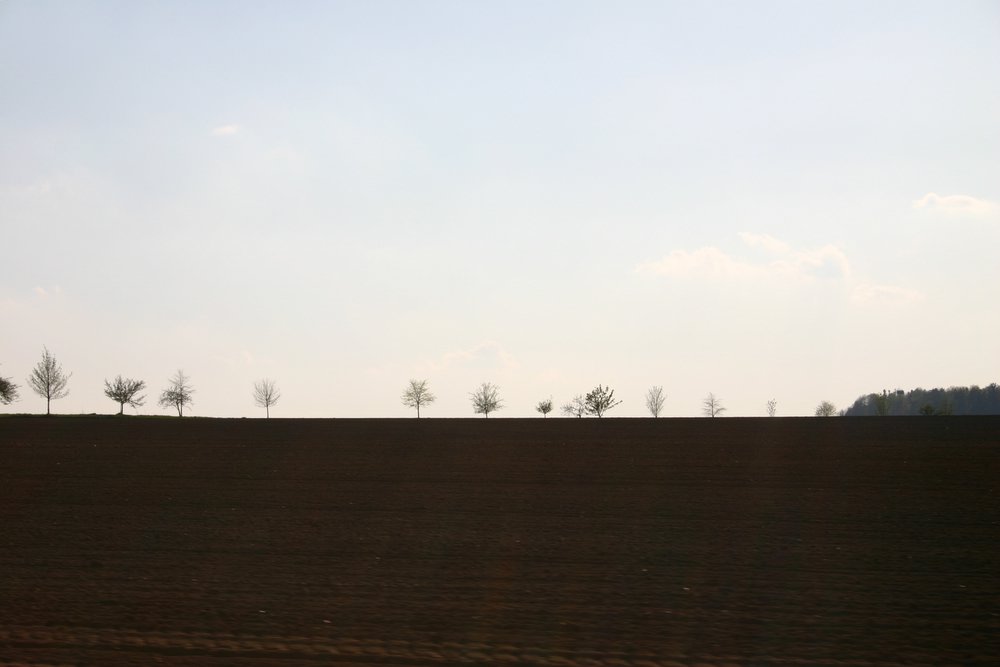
[2,1,998,418]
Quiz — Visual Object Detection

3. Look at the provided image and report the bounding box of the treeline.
[843,384,1000,416]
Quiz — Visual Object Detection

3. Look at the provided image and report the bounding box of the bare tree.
[158,370,194,417]
[104,375,146,415]
[27,347,71,415]
[402,379,435,418]
[703,392,726,418]
[815,400,837,417]
[253,378,281,418]
[470,382,503,418]
[535,397,553,418]
[0,366,19,405]
[645,386,666,417]
[585,385,622,418]
[766,399,777,417]
[561,394,587,418]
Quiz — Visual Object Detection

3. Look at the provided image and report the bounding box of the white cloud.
[738,232,791,254]
[912,192,999,216]
[211,124,241,137]
[851,283,924,305]
[636,234,852,282]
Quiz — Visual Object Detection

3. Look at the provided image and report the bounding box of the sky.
[1,0,998,418]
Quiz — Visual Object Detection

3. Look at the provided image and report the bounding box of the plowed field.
[1,416,997,666]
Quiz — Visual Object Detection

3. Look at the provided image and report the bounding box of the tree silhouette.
[645,386,666,417]
[703,393,726,418]
[561,394,587,418]
[402,379,435,418]
[104,375,146,415]
[27,347,71,415]
[535,397,553,418]
[585,385,622,418]
[470,382,503,418]
[158,370,194,417]
[766,398,777,417]
[253,378,281,418]
[815,400,837,417]
[0,367,18,406]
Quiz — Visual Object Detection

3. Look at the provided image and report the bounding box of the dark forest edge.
[844,384,1000,416]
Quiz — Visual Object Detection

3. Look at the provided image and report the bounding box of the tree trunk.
[46,396,50,416]
[266,405,269,419]
[119,402,124,415]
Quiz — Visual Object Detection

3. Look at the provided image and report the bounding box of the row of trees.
[17,349,978,419]
[400,380,737,419]
[0,348,282,418]
[2,349,765,418]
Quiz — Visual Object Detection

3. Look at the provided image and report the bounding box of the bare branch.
[27,347,71,415]
[253,378,281,418]
[584,385,622,418]
[645,386,666,418]
[104,375,146,415]
[815,400,837,417]
[535,397,553,418]
[470,382,503,418]
[158,370,194,417]
[560,394,587,418]
[702,392,726,418]
[0,366,19,406]
[402,379,435,418]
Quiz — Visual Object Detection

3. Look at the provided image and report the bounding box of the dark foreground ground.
[0,416,997,666]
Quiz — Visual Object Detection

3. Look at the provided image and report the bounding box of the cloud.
[636,234,852,282]
[851,283,924,305]
[738,232,791,254]
[912,192,999,216]
[211,124,241,137]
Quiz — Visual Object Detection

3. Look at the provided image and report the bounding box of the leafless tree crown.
[0,366,19,405]
[645,386,666,418]
[766,399,777,417]
[27,347,71,415]
[470,382,503,418]
[402,379,435,418]
[585,385,622,418]
[703,392,726,418]
[815,400,837,417]
[561,394,587,418]
[535,398,553,417]
[253,378,281,418]
[158,370,195,417]
[104,375,146,415]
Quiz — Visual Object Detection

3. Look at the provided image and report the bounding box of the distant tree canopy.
[104,375,146,415]
[561,394,587,418]
[27,347,70,415]
[535,398,553,418]
[159,370,194,417]
[584,385,622,418]
[470,382,503,418]
[253,378,281,418]
[0,368,18,405]
[843,384,1000,416]
[815,400,837,417]
[402,379,435,418]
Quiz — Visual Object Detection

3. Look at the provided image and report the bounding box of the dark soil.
[1,416,997,666]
